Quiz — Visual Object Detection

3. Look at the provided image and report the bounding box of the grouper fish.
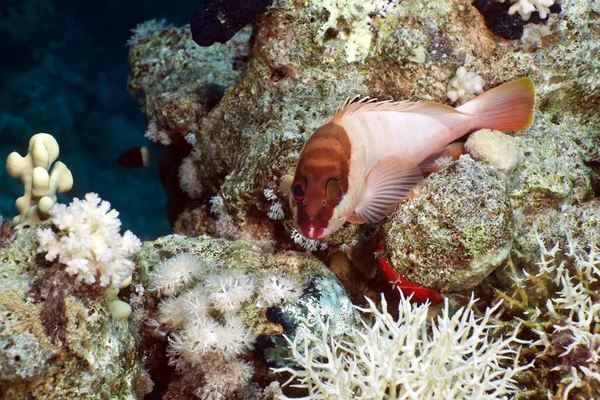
[290,78,535,239]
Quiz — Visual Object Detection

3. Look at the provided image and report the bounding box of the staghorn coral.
[484,201,600,399]
[274,292,531,399]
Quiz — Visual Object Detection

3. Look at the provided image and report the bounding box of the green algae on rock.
[126,0,598,244]
[383,156,514,293]
[0,226,149,399]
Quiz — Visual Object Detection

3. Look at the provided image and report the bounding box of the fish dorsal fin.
[333,96,413,120]
[354,156,423,223]
[332,96,465,122]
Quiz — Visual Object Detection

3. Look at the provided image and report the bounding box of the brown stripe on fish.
[294,122,351,220]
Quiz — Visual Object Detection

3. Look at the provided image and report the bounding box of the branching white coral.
[36,192,141,287]
[497,0,555,20]
[528,231,600,397]
[274,294,531,399]
[446,67,486,105]
[150,252,204,296]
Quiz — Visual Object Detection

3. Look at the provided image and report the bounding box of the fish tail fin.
[457,77,535,131]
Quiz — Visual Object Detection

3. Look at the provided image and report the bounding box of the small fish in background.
[290,78,535,239]
[191,0,273,47]
[117,146,153,169]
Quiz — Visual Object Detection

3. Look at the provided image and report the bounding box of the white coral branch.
[274,293,531,399]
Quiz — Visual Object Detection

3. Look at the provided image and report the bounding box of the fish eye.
[292,176,307,202]
[325,178,343,206]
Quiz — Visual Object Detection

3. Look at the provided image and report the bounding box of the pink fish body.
[291,78,535,239]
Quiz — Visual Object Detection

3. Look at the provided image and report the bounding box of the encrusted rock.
[0,227,148,399]
[508,112,595,214]
[384,156,513,293]
[127,0,599,242]
[133,234,355,398]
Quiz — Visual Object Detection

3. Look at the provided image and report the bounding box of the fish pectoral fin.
[347,213,366,224]
[354,156,423,223]
[418,142,465,174]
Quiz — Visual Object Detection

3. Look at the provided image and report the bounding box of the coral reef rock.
[0,226,148,399]
[384,156,514,293]
[133,234,355,399]
[127,0,598,234]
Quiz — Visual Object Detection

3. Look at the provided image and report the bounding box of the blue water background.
[0,0,203,239]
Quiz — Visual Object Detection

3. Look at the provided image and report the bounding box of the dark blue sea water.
[0,0,201,239]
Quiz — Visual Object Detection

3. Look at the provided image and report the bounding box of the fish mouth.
[295,217,333,240]
[299,225,334,240]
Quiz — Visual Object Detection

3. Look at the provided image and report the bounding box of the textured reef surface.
[1,0,599,398]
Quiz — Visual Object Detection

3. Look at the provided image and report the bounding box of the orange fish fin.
[347,213,366,224]
[457,77,535,131]
[418,142,465,173]
[354,156,423,223]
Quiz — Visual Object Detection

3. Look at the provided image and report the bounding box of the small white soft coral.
[196,358,254,400]
[204,272,256,314]
[446,66,486,105]
[154,261,305,398]
[36,193,141,287]
[150,252,204,296]
[179,314,255,364]
[257,275,302,308]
